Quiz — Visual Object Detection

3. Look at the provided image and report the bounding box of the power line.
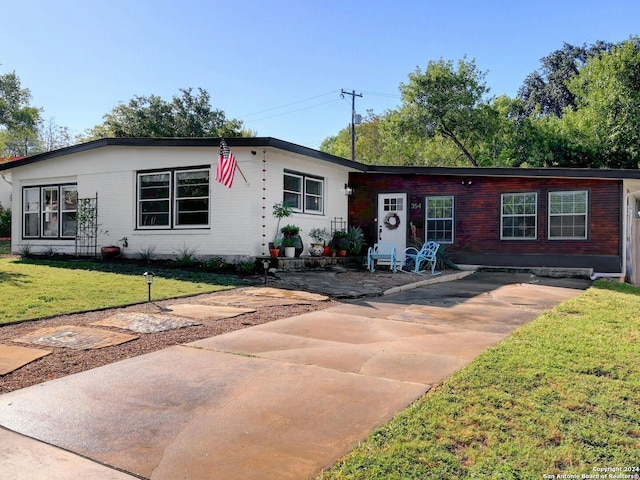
[238,90,340,119]
[242,98,342,124]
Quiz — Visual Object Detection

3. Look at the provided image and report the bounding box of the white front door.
[377,193,407,265]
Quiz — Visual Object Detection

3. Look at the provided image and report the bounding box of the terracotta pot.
[101,246,121,258]
[270,248,280,258]
[322,245,331,256]
[338,250,347,257]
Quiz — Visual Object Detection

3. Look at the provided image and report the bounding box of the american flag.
[215,138,237,188]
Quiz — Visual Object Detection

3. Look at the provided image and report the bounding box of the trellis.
[75,194,98,257]
[331,217,347,235]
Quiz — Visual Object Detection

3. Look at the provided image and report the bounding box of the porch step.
[257,256,365,272]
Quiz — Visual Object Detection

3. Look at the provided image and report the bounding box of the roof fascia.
[361,164,640,180]
[0,137,367,172]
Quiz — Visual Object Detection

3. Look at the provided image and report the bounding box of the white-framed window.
[283,171,324,214]
[137,168,209,229]
[548,190,588,239]
[22,184,77,239]
[501,192,537,239]
[426,196,454,243]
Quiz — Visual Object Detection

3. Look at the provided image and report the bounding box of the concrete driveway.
[0,272,590,480]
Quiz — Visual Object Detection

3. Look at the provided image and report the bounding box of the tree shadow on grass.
[0,270,30,287]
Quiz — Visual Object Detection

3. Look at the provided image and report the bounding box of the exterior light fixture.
[461,180,473,188]
[143,271,154,302]
[344,183,354,196]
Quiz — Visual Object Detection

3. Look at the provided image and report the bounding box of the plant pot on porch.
[281,234,303,257]
[309,243,324,257]
[284,246,296,258]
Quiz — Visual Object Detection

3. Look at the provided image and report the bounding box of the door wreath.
[383,212,400,230]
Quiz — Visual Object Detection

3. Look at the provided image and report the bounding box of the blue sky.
[2,0,639,149]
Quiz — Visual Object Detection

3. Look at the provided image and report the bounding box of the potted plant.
[272,202,292,240]
[338,238,349,257]
[281,224,303,257]
[346,226,365,255]
[270,238,282,258]
[101,236,128,259]
[331,229,347,252]
[308,227,329,257]
[282,236,297,258]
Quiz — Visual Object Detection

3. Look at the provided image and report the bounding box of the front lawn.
[319,281,640,479]
[0,258,250,324]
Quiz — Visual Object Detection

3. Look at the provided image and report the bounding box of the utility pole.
[341,89,362,161]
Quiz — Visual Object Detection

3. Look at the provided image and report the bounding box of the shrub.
[137,245,157,264]
[18,243,31,258]
[0,203,11,237]
[238,260,256,275]
[173,244,199,267]
[202,256,231,273]
[436,243,459,270]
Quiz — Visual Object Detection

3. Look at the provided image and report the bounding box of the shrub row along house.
[1,137,640,283]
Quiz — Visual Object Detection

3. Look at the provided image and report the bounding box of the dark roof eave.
[0,137,367,172]
[361,164,640,180]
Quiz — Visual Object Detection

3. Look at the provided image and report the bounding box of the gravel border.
[0,287,340,394]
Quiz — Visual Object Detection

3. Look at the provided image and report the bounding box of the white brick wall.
[10,144,354,260]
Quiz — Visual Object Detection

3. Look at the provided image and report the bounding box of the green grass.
[0,258,251,324]
[319,281,640,479]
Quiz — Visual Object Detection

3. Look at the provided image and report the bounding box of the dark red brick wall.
[348,173,621,258]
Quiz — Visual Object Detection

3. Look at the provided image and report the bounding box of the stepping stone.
[164,304,256,321]
[14,326,138,350]
[91,313,201,333]
[200,293,313,308]
[0,345,51,375]
[245,287,329,302]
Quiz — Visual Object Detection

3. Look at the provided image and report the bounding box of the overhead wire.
[241,98,343,124]
[238,90,341,119]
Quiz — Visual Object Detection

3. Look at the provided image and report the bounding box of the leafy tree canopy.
[398,57,491,166]
[517,41,612,118]
[0,71,42,156]
[86,87,248,139]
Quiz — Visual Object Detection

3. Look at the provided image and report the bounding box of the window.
[548,190,588,239]
[137,168,209,229]
[383,197,403,212]
[22,184,77,239]
[426,196,454,243]
[283,171,324,214]
[501,192,537,239]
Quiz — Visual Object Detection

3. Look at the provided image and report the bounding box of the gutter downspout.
[590,187,640,281]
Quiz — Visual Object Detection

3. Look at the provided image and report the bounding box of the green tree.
[0,71,42,156]
[517,41,611,118]
[398,57,492,166]
[92,87,247,138]
[321,110,392,164]
[563,36,640,168]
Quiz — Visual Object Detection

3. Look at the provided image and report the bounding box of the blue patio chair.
[367,241,397,273]
[401,241,440,275]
